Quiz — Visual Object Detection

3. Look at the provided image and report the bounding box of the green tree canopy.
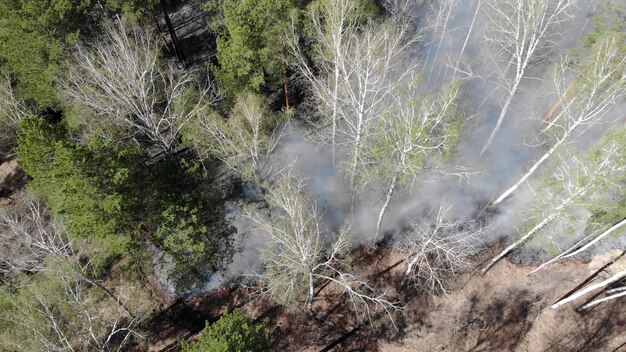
[181,310,269,352]
[16,117,235,283]
[0,0,97,108]
[212,0,302,100]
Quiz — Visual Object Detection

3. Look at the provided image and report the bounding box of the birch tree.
[244,175,401,322]
[183,93,283,182]
[530,216,626,274]
[493,33,626,205]
[63,19,217,154]
[0,193,136,315]
[482,128,626,274]
[395,202,480,294]
[0,195,71,279]
[528,129,625,274]
[0,73,31,157]
[289,2,418,189]
[422,0,460,85]
[479,0,577,156]
[287,0,368,165]
[367,76,462,240]
[551,259,626,310]
[339,20,419,189]
[0,195,141,350]
[0,260,142,352]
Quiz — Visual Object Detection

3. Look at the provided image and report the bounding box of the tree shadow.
[0,163,29,202]
[444,288,538,352]
[146,286,263,350]
[542,302,626,352]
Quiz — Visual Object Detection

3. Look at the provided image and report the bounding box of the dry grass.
[147,246,626,352]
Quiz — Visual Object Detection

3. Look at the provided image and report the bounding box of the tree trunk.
[349,123,364,189]
[493,121,578,205]
[284,70,290,110]
[480,76,522,157]
[578,289,626,310]
[426,0,455,85]
[160,0,186,62]
[331,69,339,167]
[374,171,398,242]
[563,218,626,259]
[483,182,589,274]
[401,254,420,287]
[539,76,580,133]
[306,271,315,315]
[529,218,626,275]
[454,0,481,77]
[552,269,626,309]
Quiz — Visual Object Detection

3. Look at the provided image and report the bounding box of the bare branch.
[62,19,218,154]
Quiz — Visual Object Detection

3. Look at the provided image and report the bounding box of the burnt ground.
[0,150,623,352]
[146,246,626,352]
[1,156,624,352]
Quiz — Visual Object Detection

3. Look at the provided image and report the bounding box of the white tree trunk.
[402,250,424,288]
[562,218,626,259]
[426,0,456,85]
[552,269,626,309]
[374,171,399,242]
[349,122,364,188]
[493,122,578,205]
[529,218,626,275]
[454,0,481,77]
[306,271,315,314]
[482,182,588,274]
[331,69,339,166]
[480,76,522,157]
[578,289,626,310]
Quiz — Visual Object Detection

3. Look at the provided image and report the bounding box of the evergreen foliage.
[0,0,95,108]
[16,117,235,282]
[212,0,301,100]
[181,310,269,352]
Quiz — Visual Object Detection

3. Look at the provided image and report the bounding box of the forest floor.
[148,245,626,352]
[2,157,624,352]
[0,158,28,206]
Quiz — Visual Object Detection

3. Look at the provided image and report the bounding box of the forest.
[0,0,624,351]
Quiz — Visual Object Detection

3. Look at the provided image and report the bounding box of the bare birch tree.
[62,19,217,154]
[0,73,31,157]
[243,175,401,322]
[530,216,626,275]
[183,93,283,182]
[289,2,418,189]
[479,0,577,156]
[287,0,367,165]
[493,33,626,205]
[367,75,462,241]
[0,259,142,351]
[482,128,626,274]
[551,267,626,309]
[395,202,481,294]
[0,195,71,279]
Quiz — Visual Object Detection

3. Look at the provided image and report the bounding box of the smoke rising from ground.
[203,0,624,293]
